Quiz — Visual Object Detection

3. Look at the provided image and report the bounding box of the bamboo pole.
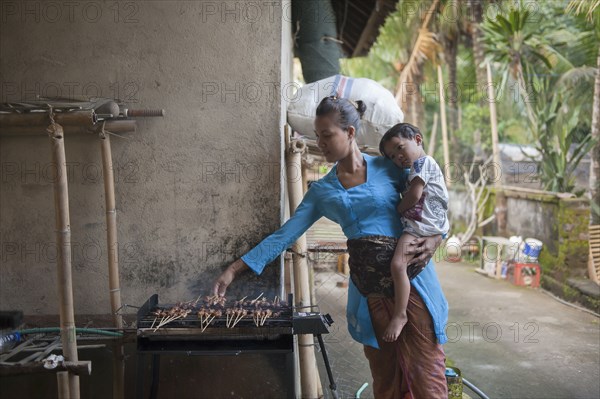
[486,62,507,235]
[427,112,438,156]
[99,129,125,399]
[0,120,136,136]
[99,130,123,329]
[301,162,324,399]
[285,128,319,399]
[437,65,451,187]
[0,361,92,377]
[1,110,96,127]
[57,371,69,399]
[47,116,80,398]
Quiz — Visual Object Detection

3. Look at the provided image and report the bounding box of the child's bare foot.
[383,315,408,342]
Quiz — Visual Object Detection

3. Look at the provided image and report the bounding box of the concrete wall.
[1,1,292,315]
[448,186,590,275]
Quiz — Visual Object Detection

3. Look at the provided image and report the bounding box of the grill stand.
[135,295,338,399]
[135,338,295,399]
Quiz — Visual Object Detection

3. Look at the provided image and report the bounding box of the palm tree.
[437,0,462,134]
[567,0,600,224]
[482,3,597,194]
[466,0,488,95]
[393,0,441,128]
[482,7,552,126]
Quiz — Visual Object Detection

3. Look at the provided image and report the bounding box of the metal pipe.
[463,377,491,399]
[124,109,165,117]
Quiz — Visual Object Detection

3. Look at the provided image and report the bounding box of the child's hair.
[379,123,424,158]
[316,96,367,132]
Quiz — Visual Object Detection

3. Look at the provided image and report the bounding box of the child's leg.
[383,232,418,342]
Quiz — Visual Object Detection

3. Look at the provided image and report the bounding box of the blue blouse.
[242,154,448,345]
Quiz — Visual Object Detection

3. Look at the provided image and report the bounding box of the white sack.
[287,75,404,147]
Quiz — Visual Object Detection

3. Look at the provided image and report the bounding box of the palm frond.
[394,28,440,102]
[567,0,600,21]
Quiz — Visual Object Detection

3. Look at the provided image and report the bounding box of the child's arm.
[397,176,425,215]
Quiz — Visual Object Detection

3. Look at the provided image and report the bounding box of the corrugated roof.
[331,0,399,57]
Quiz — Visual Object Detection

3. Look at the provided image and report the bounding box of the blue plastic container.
[523,239,543,259]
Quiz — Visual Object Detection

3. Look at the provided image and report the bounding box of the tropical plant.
[393,0,440,126]
[567,0,600,221]
[482,3,597,194]
[531,95,594,193]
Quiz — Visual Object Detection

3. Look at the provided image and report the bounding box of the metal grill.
[136,294,294,342]
[135,294,338,399]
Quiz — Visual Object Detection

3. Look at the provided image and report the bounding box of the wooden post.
[427,112,438,156]
[0,361,92,377]
[437,65,451,187]
[100,131,123,329]
[47,116,80,399]
[57,371,70,399]
[99,130,125,399]
[285,128,319,399]
[486,62,507,235]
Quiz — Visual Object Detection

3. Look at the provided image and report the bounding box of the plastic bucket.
[507,236,523,260]
[523,238,543,259]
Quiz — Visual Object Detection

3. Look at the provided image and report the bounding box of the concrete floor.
[312,258,600,399]
[437,260,600,399]
[1,258,597,399]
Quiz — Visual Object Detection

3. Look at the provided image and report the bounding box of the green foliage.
[481,3,597,194]
[340,0,597,196]
[530,97,596,193]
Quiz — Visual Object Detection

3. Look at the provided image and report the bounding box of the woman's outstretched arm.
[211,187,322,296]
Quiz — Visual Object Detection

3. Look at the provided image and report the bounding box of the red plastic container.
[507,262,541,288]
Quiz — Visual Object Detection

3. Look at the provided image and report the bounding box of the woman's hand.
[212,259,249,297]
[405,235,443,278]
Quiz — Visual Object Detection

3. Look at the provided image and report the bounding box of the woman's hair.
[379,123,423,157]
[315,96,367,132]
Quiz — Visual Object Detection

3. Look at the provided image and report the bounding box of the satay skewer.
[231,309,247,328]
[250,292,264,305]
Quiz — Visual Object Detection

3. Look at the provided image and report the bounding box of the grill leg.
[286,351,295,399]
[316,334,338,399]
[149,354,160,399]
[135,353,146,399]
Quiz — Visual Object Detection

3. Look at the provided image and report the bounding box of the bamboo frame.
[285,127,319,399]
[47,117,80,399]
[0,120,136,136]
[99,129,125,399]
[427,112,438,156]
[99,131,123,329]
[57,371,69,399]
[437,65,451,188]
[0,361,92,377]
[589,225,600,284]
[1,110,96,127]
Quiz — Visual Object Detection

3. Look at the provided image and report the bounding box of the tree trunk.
[591,51,600,225]
[446,36,459,135]
[467,0,488,160]
[468,0,487,96]
[412,76,425,129]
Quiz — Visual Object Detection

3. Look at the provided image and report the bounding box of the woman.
[213,96,448,399]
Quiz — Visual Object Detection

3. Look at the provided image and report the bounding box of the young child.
[379,123,449,342]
